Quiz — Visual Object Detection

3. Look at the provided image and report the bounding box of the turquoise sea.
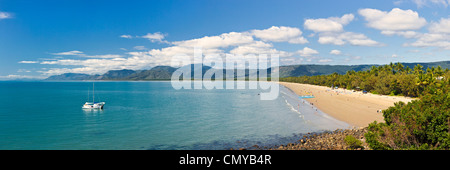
[0,81,349,150]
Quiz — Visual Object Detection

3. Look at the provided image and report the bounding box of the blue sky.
[1,0,450,79]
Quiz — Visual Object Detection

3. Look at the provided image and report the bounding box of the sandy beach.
[279,82,415,127]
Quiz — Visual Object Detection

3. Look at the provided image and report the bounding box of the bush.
[344,135,363,150]
[365,89,450,150]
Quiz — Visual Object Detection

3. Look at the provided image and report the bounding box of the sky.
[1,0,450,79]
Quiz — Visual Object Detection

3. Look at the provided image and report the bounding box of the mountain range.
[45,61,450,81]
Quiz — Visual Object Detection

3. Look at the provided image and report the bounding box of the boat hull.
[82,102,105,109]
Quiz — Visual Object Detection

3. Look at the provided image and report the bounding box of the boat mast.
[93,82,95,103]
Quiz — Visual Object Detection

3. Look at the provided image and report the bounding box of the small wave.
[282,96,303,116]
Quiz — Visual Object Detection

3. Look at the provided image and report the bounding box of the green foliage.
[280,62,449,98]
[344,135,364,150]
[365,86,450,150]
[365,121,391,150]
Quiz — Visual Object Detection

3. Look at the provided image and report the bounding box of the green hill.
[45,60,450,80]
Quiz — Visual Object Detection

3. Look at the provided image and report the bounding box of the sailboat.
[82,82,105,109]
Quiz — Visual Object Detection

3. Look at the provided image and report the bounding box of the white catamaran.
[82,82,105,109]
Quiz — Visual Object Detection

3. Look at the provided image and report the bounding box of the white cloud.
[296,47,319,57]
[40,26,311,76]
[304,14,381,46]
[318,32,383,46]
[133,46,147,50]
[51,50,122,59]
[18,61,38,64]
[330,50,342,55]
[121,32,169,43]
[251,26,308,44]
[230,41,273,55]
[408,33,450,49]
[318,35,345,45]
[40,54,158,76]
[173,32,254,49]
[305,19,344,32]
[0,11,12,19]
[407,17,450,49]
[141,32,169,43]
[381,30,422,38]
[304,14,354,32]
[51,50,84,56]
[429,18,450,34]
[359,8,427,38]
[120,35,133,39]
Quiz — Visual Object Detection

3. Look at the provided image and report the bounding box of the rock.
[265,127,370,150]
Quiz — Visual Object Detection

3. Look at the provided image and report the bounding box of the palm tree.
[405,66,412,74]
[414,64,424,75]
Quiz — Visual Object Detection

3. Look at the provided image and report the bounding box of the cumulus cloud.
[41,26,311,76]
[141,32,169,43]
[296,47,319,57]
[304,14,354,32]
[380,30,422,38]
[172,32,254,49]
[251,26,308,44]
[230,41,281,55]
[330,50,342,55]
[408,33,450,49]
[40,54,157,75]
[304,13,381,46]
[429,18,450,34]
[407,17,450,49]
[318,32,383,46]
[359,8,427,38]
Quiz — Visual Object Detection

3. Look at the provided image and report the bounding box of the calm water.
[0,81,349,150]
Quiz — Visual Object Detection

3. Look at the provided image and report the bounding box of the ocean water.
[0,81,349,150]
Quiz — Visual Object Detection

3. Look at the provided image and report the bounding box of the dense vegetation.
[365,89,450,150]
[281,62,449,98]
[281,62,450,150]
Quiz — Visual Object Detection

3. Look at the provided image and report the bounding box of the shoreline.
[278,82,415,127]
